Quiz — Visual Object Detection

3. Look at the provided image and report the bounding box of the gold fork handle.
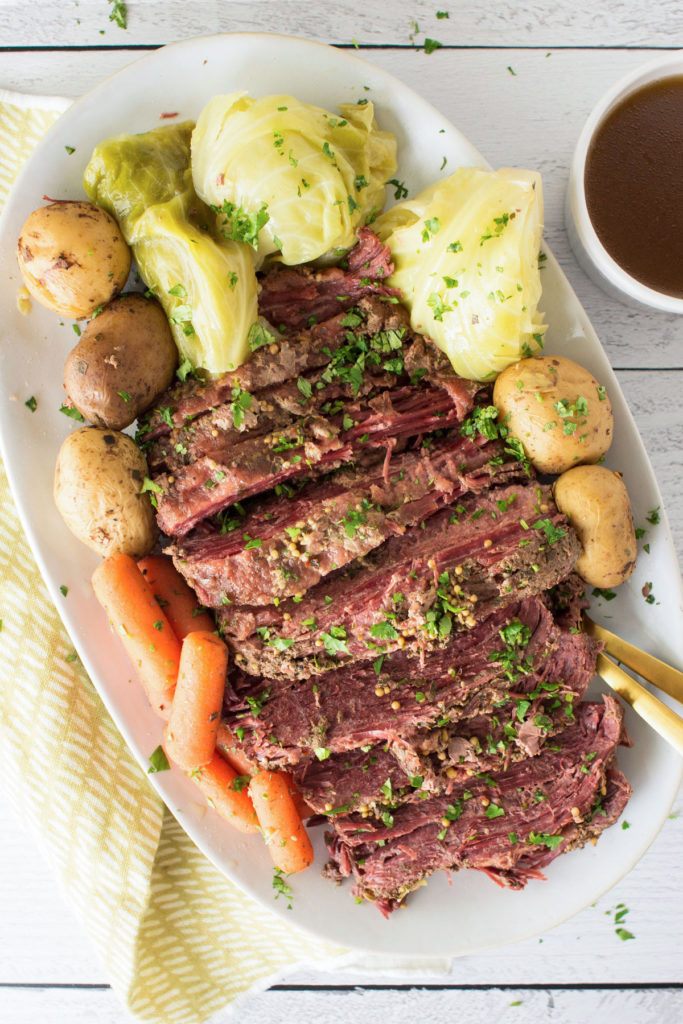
[585,617,683,705]
[596,653,683,757]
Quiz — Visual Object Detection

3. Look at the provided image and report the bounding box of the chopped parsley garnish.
[526,830,563,850]
[387,178,408,200]
[107,0,127,29]
[370,620,399,641]
[59,404,85,421]
[316,321,405,395]
[422,216,441,240]
[176,355,196,382]
[484,803,505,819]
[147,745,169,773]
[480,212,512,245]
[297,377,312,402]
[230,385,252,428]
[488,619,533,683]
[461,405,500,441]
[424,38,443,54]
[214,200,269,249]
[231,774,251,792]
[321,627,350,658]
[245,688,271,716]
[532,517,566,546]
[248,322,276,352]
[427,292,452,321]
[24,396,37,412]
[272,868,293,907]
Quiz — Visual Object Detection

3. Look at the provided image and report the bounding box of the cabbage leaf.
[191,93,396,265]
[84,122,258,376]
[374,168,546,381]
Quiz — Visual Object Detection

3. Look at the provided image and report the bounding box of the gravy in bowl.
[584,76,683,299]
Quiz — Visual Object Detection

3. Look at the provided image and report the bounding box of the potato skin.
[17,200,130,319]
[493,355,613,475]
[553,465,636,588]
[64,294,178,429]
[54,427,158,559]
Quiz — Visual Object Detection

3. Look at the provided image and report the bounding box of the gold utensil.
[585,615,683,705]
[595,653,683,757]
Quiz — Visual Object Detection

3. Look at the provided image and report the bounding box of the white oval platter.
[0,33,681,956]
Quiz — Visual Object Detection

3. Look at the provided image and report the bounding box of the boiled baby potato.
[493,355,613,474]
[553,465,636,588]
[17,200,130,318]
[64,293,178,429]
[54,427,158,559]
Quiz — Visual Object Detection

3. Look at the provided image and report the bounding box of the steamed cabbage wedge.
[374,168,546,381]
[191,93,397,265]
[84,122,258,376]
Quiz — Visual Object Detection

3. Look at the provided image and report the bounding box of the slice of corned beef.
[292,746,418,818]
[147,365,399,475]
[323,697,629,914]
[221,596,600,770]
[217,483,580,678]
[257,227,401,330]
[140,295,479,449]
[153,383,472,537]
[291,661,593,818]
[171,432,528,607]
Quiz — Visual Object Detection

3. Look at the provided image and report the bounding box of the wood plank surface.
[0,0,681,48]
[1,983,683,1024]
[0,9,682,1023]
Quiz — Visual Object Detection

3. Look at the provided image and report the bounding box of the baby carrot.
[188,751,259,833]
[216,722,257,775]
[164,631,228,771]
[92,553,181,697]
[249,770,314,874]
[137,554,214,639]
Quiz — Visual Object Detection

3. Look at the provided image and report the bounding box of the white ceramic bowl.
[566,50,683,313]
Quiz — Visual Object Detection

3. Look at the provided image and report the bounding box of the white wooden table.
[1,3,682,1022]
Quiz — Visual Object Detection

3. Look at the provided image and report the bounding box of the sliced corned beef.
[257,227,401,330]
[323,697,629,914]
[153,382,473,537]
[217,483,580,678]
[221,597,599,770]
[171,433,528,607]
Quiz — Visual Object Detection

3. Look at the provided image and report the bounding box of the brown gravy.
[584,75,683,298]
